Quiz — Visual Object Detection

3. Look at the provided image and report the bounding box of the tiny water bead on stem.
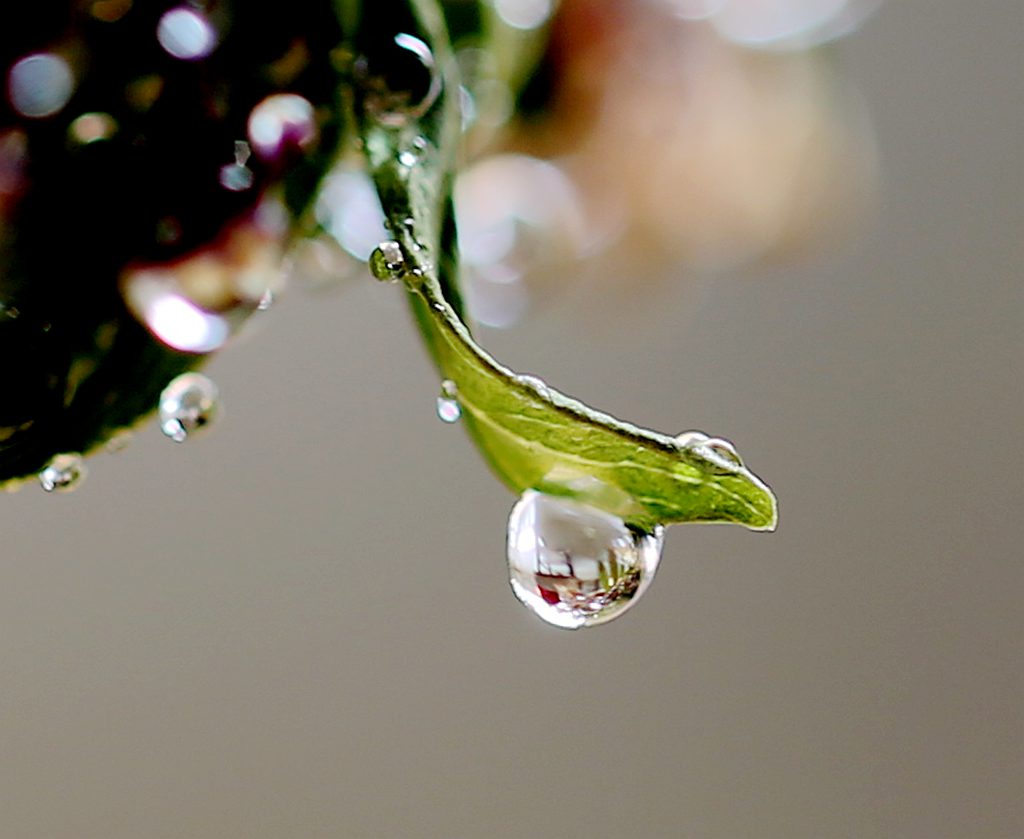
[436,379,462,423]
[158,373,221,443]
[38,453,87,493]
[369,239,408,280]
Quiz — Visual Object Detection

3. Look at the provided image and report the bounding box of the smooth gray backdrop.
[1,2,1020,837]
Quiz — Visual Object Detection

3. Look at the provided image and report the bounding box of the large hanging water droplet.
[159,373,220,442]
[436,379,461,423]
[368,240,407,280]
[38,453,86,493]
[507,491,663,629]
[355,33,442,126]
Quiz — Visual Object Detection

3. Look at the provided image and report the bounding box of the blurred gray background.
[1,1,1020,837]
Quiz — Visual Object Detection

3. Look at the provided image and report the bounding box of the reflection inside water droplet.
[507,491,663,629]
[159,373,220,442]
[436,379,461,423]
[39,453,86,493]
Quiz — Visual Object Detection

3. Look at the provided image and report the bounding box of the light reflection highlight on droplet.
[157,7,218,60]
[7,53,74,118]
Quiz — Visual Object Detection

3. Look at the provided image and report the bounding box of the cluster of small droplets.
[38,453,86,493]
[506,490,664,629]
[436,379,461,423]
[158,373,220,443]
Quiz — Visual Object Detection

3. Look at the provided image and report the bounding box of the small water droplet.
[507,491,663,629]
[673,430,709,447]
[398,149,417,167]
[515,374,551,400]
[159,373,220,442]
[436,379,461,423]
[38,453,86,493]
[355,33,442,127]
[705,437,742,466]
[675,431,743,474]
[368,240,406,281]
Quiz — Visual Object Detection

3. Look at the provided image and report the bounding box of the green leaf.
[354,0,777,533]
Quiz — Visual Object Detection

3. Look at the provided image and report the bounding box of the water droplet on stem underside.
[368,240,407,280]
[436,379,461,423]
[38,453,86,492]
[159,372,220,442]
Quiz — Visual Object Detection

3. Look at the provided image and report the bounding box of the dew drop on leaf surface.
[507,490,664,629]
[675,430,744,474]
